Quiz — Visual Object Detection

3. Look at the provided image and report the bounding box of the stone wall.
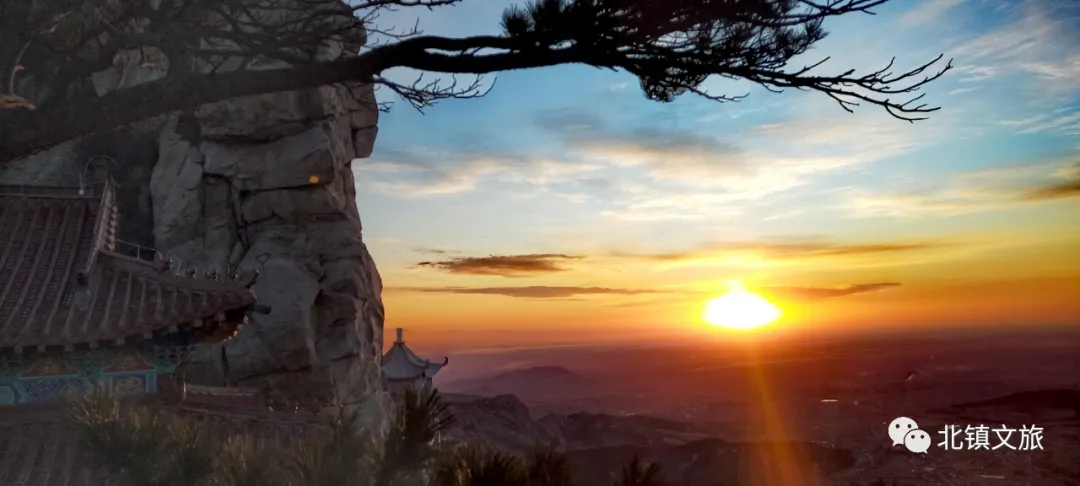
[0,3,390,433]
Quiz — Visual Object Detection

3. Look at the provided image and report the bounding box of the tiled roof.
[383,328,447,381]
[0,181,260,351]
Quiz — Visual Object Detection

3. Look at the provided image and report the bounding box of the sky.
[354,0,1080,354]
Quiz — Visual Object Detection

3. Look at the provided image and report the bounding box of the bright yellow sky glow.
[702,282,783,331]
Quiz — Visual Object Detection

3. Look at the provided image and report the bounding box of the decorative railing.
[112,239,214,278]
[0,158,115,198]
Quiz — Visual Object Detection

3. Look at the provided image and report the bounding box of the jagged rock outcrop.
[443,394,564,454]
[0,1,390,433]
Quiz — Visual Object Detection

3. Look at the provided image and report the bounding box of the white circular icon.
[888,416,919,446]
[904,428,931,453]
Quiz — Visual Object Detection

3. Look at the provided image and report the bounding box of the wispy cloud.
[901,0,968,26]
[412,246,461,256]
[1021,180,1080,201]
[845,159,1080,219]
[949,0,1080,99]
[1002,109,1080,139]
[391,282,902,300]
[612,240,947,262]
[354,149,602,197]
[762,283,902,300]
[527,109,924,221]
[416,254,583,276]
[390,285,660,299]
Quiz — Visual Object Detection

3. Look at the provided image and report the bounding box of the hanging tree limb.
[0,0,951,162]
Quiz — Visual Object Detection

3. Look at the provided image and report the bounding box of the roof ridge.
[0,189,100,200]
[74,179,113,282]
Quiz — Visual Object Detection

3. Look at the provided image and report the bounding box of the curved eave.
[424,356,449,378]
[383,344,448,380]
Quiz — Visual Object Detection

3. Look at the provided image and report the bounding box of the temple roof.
[382,328,447,381]
[0,178,260,352]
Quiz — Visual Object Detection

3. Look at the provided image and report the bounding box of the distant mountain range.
[441,392,714,453]
[440,393,856,485]
[439,383,1080,485]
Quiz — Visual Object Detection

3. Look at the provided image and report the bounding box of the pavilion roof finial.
[395,327,403,344]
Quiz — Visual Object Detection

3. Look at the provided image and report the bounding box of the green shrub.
[67,385,662,486]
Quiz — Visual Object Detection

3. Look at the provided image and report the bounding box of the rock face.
[0,3,390,433]
[163,83,389,433]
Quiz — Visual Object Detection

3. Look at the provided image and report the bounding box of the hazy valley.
[435,327,1080,485]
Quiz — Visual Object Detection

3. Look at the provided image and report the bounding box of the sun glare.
[702,281,783,330]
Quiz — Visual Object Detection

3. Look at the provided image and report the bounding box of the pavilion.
[382,327,448,401]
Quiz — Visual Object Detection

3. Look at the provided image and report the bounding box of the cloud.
[901,0,967,26]
[612,240,946,262]
[948,0,1080,99]
[412,246,460,256]
[391,282,899,300]
[391,286,660,299]
[529,112,762,188]
[1021,180,1080,201]
[354,149,603,197]
[1001,109,1080,139]
[521,109,907,221]
[762,283,902,300]
[543,117,866,192]
[416,254,582,276]
[845,159,1080,219]
[532,108,606,134]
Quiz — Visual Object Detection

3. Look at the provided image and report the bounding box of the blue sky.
[357,0,1077,263]
[346,0,1079,348]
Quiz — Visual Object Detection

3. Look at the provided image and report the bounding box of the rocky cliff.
[0,1,390,432]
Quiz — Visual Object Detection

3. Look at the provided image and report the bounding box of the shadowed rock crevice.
[74,122,165,249]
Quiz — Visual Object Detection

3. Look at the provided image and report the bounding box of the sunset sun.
[702,282,783,330]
